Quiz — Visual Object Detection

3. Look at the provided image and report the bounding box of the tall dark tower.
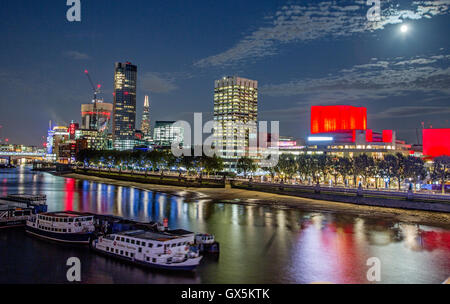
[140,95,151,140]
[112,62,137,150]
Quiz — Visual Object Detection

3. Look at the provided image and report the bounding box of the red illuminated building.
[311,105,367,134]
[423,129,450,158]
[382,130,393,143]
[69,122,79,140]
[300,105,412,157]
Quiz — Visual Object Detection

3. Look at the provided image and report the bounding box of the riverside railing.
[231,180,450,203]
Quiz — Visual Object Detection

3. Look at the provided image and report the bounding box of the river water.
[0,166,449,284]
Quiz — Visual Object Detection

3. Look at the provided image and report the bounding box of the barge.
[91,230,203,271]
[0,194,47,228]
[26,211,95,244]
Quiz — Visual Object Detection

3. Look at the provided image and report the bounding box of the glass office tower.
[214,76,258,170]
[112,62,137,151]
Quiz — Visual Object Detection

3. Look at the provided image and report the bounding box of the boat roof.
[166,229,195,236]
[0,201,33,210]
[116,230,187,242]
[6,194,46,200]
[39,211,93,218]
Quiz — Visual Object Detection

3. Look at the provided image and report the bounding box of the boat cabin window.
[148,243,153,248]
[130,239,135,245]
[157,244,162,248]
[171,244,176,248]
[115,236,120,241]
[121,237,125,242]
[126,239,130,243]
[136,241,140,246]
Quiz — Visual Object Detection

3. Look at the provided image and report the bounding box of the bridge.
[0,152,55,164]
[0,152,47,157]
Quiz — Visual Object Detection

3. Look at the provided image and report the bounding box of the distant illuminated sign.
[278,141,297,147]
[308,136,333,142]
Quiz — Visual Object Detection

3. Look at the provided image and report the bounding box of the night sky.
[1,0,449,147]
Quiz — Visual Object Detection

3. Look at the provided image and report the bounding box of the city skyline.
[0,0,449,147]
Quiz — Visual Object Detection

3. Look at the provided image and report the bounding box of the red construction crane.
[84,69,102,104]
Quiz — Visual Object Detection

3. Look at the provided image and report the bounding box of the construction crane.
[84,69,103,130]
[84,69,102,104]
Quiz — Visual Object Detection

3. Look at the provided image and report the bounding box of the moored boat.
[2,194,47,213]
[0,194,47,229]
[194,233,220,254]
[0,205,34,229]
[25,211,95,244]
[91,230,203,271]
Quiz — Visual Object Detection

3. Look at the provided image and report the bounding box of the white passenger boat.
[25,211,95,244]
[91,230,203,271]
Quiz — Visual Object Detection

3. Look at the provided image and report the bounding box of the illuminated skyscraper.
[112,62,137,151]
[140,95,151,139]
[214,76,258,169]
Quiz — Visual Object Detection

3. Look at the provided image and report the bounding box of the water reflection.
[0,167,449,284]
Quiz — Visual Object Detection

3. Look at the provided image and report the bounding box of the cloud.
[63,50,91,60]
[140,72,178,93]
[371,105,450,119]
[194,0,450,67]
[260,52,450,103]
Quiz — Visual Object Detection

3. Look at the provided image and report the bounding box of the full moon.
[400,25,408,33]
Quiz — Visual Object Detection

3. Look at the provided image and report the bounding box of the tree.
[430,156,450,194]
[180,155,196,176]
[277,154,297,182]
[354,154,375,188]
[404,156,426,189]
[336,157,353,187]
[236,156,257,178]
[262,155,278,180]
[372,158,384,189]
[165,152,179,172]
[296,154,309,182]
[147,150,163,172]
[328,157,341,186]
[309,155,322,184]
[379,154,397,189]
[392,153,407,190]
[316,154,330,184]
[202,155,224,176]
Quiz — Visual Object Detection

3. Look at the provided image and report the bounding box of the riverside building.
[112,62,137,151]
[213,76,258,171]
